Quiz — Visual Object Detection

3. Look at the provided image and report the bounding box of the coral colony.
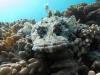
[0,2,100,75]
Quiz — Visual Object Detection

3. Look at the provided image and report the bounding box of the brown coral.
[63,3,100,25]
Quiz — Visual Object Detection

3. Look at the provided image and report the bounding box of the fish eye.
[53,24,62,36]
[37,26,47,38]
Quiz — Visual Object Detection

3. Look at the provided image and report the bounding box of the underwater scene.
[0,0,100,75]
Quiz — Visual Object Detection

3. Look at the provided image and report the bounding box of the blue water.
[0,0,95,22]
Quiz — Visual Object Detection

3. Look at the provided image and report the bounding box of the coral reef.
[0,59,40,75]
[0,2,99,75]
[63,3,100,25]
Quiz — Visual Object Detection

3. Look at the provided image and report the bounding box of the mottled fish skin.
[31,16,82,52]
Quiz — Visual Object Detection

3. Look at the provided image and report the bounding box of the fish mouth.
[32,41,68,53]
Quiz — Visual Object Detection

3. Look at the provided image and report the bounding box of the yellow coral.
[2,36,17,48]
[6,37,14,47]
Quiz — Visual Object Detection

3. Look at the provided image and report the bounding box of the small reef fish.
[44,3,49,11]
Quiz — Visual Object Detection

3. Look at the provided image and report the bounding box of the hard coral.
[64,3,100,25]
[17,22,33,37]
[31,15,93,75]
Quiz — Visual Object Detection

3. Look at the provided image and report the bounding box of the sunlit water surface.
[0,0,95,22]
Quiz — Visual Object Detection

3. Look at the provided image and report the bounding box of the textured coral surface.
[0,2,100,75]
